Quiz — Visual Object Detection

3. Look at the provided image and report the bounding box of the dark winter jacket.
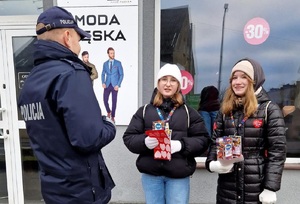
[18,40,116,204]
[198,86,220,112]
[123,91,210,178]
[205,58,286,204]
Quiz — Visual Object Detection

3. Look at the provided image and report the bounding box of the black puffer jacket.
[123,91,210,178]
[205,58,286,204]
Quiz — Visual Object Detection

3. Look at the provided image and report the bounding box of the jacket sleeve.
[90,64,98,80]
[205,110,223,172]
[101,62,106,84]
[264,102,286,191]
[180,106,211,157]
[55,68,116,153]
[117,60,124,87]
[123,106,150,154]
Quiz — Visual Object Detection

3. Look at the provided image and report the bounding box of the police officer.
[18,6,116,204]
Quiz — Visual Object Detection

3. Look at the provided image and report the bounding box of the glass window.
[12,36,42,203]
[0,0,43,15]
[12,36,37,120]
[160,0,300,158]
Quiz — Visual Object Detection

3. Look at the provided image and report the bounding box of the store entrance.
[0,27,43,203]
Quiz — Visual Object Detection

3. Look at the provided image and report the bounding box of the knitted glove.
[219,155,244,165]
[209,160,234,174]
[209,155,244,174]
[145,136,159,149]
[170,140,182,154]
[259,189,277,204]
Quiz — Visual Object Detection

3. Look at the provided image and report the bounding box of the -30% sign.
[244,17,270,45]
[180,70,194,95]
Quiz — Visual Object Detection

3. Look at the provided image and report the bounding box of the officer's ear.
[63,29,72,48]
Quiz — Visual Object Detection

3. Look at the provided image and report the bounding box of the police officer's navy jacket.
[18,40,116,204]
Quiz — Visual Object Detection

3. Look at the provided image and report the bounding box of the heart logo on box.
[161,151,167,158]
[154,151,162,158]
[160,143,166,150]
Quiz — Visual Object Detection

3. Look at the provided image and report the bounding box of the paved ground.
[1,163,212,204]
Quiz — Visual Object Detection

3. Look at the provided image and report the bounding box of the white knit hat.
[231,60,254,80]
[157,63,182,88]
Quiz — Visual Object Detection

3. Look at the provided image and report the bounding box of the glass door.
[0,29,43,204]
[0,87,9,203]
[0,28,14,204]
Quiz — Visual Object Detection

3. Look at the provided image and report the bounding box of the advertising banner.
[58,0,138,125]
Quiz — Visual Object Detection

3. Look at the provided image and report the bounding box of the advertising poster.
[57,0,138,125]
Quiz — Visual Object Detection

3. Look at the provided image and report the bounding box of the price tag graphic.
[244,17,270,45]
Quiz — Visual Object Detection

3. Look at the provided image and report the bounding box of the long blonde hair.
[153,90,184,107]
[222,74,258,117]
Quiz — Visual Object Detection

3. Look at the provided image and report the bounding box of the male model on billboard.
[81,50,98,83]
[101,47,124,123]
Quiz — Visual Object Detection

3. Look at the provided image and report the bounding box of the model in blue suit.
[101,47,124,122]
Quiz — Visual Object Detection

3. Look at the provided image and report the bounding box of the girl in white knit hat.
[123,63,210,204]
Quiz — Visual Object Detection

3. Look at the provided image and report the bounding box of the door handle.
[0,108,7,139]
[0,136,7,139]
[0,129,7,139]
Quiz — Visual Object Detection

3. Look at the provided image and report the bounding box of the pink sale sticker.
[180,70,194,95]
[244,17,270,45]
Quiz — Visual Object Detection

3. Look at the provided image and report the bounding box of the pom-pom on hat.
[231,60,254,80]
[156,63,182,88]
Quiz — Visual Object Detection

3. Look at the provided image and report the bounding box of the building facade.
[0,0,299,203]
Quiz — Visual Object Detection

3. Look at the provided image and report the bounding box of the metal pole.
[217,3,228,91]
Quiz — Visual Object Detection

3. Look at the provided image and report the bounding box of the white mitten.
[209,155,244,174]
[219,155,244,165]
[170,140,182,154]
[259,189,277,204]
[209,160,234,174]
[145,136,159,149]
